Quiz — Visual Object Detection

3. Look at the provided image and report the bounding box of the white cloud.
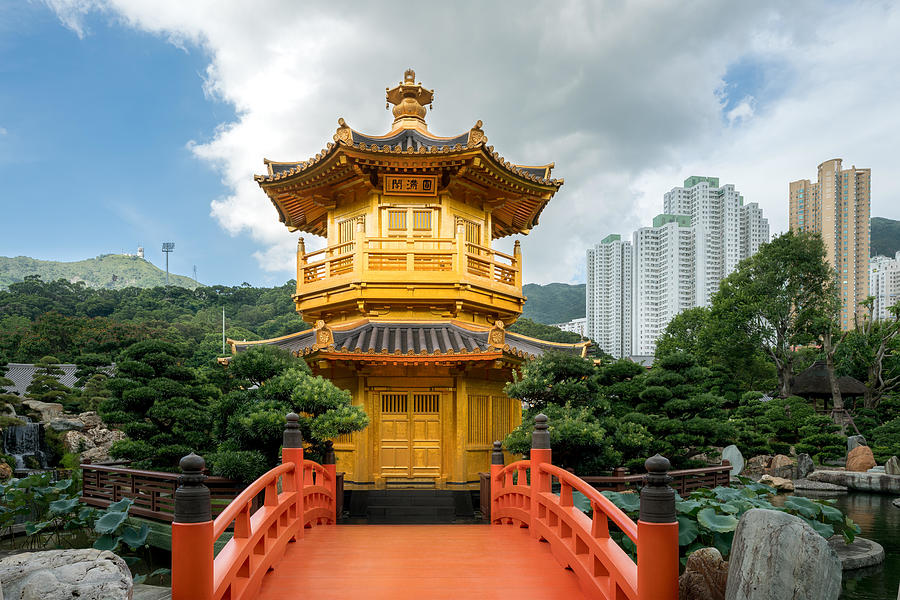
[42,1,900,284]
[0,127,7,135]
[41,0,103,38]
[726,97,756,124]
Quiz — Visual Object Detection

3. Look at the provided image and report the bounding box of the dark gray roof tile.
[232,321,586,360]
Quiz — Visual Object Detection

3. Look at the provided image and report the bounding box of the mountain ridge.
[0,254,201,290]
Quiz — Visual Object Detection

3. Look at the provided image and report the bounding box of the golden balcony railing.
[294,235,522,297]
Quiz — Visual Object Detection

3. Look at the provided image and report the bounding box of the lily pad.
[697,507,739,533]
[94,510,128,535]
[676,514,699,545]
[49,497,80,515]
[785,496,821,519]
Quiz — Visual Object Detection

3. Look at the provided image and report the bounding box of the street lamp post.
[162,242,175,286]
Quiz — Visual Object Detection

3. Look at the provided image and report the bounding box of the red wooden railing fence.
[481,462,732,520]
[491,414,680,600]
[170,413,337,600]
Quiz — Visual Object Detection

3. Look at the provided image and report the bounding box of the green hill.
[522,282,585,324]
[871,217,900,257]
[0,254,201,290]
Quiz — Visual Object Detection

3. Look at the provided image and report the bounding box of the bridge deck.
[256,524,588,600]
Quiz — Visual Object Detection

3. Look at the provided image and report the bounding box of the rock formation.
[721,445,744,477]
[768,454,796,479]
[0,549,132,600]
[758,474,793,491]
[796,453,815,479]
[679,547,728,600]
[846,445,877,472]
[885,456,900,476]
[725,509,841,600]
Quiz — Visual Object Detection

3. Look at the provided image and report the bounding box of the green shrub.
[0,415,25,428]
[870,418,900,464]
[0,453,14,470]
[208,448,270,483]
[795,415,845,462]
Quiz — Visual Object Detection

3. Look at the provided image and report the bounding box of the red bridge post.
[323,440,338,523]
[529,413,551,535]
[637,454,679,600]
[282,412,305,540]
[489,441,504,519]
[171,453,214,600]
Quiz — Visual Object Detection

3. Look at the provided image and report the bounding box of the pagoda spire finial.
[385,68,434,130]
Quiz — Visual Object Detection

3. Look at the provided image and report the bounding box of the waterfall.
[2,417,48,472]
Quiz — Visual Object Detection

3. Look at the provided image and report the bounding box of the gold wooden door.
[379,393,410,478]
[411,393,441,478]
[379,392,442,479]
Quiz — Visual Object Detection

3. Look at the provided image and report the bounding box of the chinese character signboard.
[383,175,438,197]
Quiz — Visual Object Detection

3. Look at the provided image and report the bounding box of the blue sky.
[2,2,899,286]
[0,4,261,285]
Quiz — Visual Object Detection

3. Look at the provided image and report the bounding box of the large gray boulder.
[886,456,900,476]
[0,549,132,600]
[796,453,815,479]
[725,509,841,600]
[722,445,744,477]
[807,469,900,494]
[20,400,63,423]
[847,435,867,453]
[47,418,84,433]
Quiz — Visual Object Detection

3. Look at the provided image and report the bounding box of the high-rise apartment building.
[586,234,633,358]
[870,252,900,321]
[631,215,694,356]
[587,176,769,358]
[790,159,871,329]
[663,176,768,307]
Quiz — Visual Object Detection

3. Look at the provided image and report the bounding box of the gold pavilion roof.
[254,70,562,239]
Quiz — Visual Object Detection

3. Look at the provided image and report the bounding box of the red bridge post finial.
[282,412,305,540]
[637,454,679,600]
[529,414,551,537]
[172,453,214,600]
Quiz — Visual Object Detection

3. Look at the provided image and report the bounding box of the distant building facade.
[552,317,587,337]
[586,234,632,358]
[663,176,769,307]
[870,252,900,321]
[790,159,871,329]
[632,215,694,356]
[587,176,769,357]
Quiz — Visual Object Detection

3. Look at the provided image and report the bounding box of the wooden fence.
[80,464,244,522]
[80,464,345,523]
[480,461,732,519]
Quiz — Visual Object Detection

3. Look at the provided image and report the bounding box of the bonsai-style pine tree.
[25,356,70,405]
[99,341,217,469]
[502,352,651,474]
[622,352,734,468]
[209,346,369,483]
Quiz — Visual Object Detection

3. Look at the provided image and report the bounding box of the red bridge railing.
[491,414,679,600]
[170,413,337,600]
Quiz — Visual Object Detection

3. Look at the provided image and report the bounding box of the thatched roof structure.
[791,360,867,398]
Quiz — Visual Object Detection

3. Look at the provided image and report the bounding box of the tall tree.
[711,232,835,397]
[839,298,900,409]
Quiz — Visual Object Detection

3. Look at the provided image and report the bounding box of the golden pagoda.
[233,70,587,490]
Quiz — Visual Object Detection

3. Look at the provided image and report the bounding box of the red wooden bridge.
[171,414,680,600]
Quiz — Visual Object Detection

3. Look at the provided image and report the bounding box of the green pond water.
[827,493,899,600]
[779,491,899,599]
